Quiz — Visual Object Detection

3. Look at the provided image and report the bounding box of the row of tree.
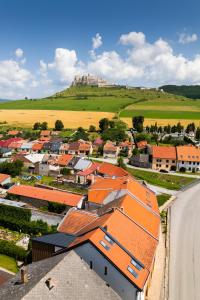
[33,120,64,131]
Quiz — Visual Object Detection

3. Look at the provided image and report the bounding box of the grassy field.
[0,86,200,128]
[157,194,171,207]
[0,254,18,273]
[127,167,195,190]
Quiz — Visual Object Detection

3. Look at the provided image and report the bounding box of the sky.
[1,0,200,99]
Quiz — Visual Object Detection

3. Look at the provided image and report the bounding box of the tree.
[88,125,96,132]
[33,122,41,130]
[99,118,109,133]
[72,127,89,141]
[55,120,64,131]
[132,116,144,132]
[132,148,139,156]
[186,122,195,133]
[196,127,200,140]
[41,122,48,130]
[0,160,24,177]
[117,156,126,170]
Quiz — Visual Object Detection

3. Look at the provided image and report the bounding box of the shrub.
[48,202,66,214]
[0,215,56,236]
[0,204,31,222]
[0,239,27,261]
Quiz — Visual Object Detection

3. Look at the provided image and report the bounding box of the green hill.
[160,85,200,99]
[0,86,188,113]
[0,85,200,121]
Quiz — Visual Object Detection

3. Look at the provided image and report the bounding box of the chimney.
[21,267,28,284]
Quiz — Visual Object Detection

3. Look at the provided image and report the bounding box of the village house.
[118,140,133,157]
[129,153,150,168]
[59,143,69,154]
[150,145,177,172]
[67,140,93,156]
[176,145,200,172]
[31,169,159,300]
[40,130,51,139]
[103,141,119,158]
[0,173,11,187]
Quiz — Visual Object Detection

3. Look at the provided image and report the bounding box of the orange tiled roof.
[9,141,24,149]
[177,145,200,162]
[8,185,83,206]
[152,145,176,160]
[0,173,10,183]
[32,143,44,151]
[104,142,117,152]
[88,175,159,215]
[79,143,91,151]
[7,130,20,136]
[58,209,98,234]
[137,140,147,149]
[58,154,74,166]
[68,209,158,290]
[98,162,128,178]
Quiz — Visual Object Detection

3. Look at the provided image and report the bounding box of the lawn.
[0,85,195,114]
[127,167,195,190]
[120,109,200,119]
[0,254,18,273]
[157,194,171,207]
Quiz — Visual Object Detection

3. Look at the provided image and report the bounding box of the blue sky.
[0,0,200,98]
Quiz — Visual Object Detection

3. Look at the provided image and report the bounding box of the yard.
[127,167,195,190]
[0,254,18,273]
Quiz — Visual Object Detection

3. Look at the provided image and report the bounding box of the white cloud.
[3,32,200,99]
[15,48,24,58]
[92,33,102,49]
[178,33,198,44]
[119,32,145,46]
[47,48,79,83]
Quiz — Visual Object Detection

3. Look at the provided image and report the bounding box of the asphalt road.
[169,182,200,300]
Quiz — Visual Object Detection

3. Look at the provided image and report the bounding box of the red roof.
[8,185,83,206]
[77,162,98,176]
[32,143,44,151]
[137,140,147,149]
[98,162,128,178]
[57,154,74,166]
[0,173,10,183]
[0,138,23,148]
[152,145,176,160]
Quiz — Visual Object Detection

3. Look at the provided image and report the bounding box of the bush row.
[0,204,31,222]
[0,239,27,261]
[0,215,55,236]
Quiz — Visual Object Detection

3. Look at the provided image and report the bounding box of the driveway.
[31,210,63,226]
[169,182,200,300]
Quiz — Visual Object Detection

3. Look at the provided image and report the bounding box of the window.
[182,161,184,164]
[166,165,168,168]
[90,261,93,269]
[127,266,138,278]
[104,235,114,245]
[131,259,142,271]
[172,160,175,163]
[104,266,108,275]
[100,240,110,251]
[166,160,169,163]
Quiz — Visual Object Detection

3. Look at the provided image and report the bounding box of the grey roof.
[32,233,75,248]
[74,158,91,171]
[0,251,120,300]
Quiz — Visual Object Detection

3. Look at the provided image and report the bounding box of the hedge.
[0,204,31,222]
[0,239,27,261]
[0,215,55,236]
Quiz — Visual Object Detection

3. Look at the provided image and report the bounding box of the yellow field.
[1,109,199,129]
[0,110,114,129]
[121,117,200,127]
